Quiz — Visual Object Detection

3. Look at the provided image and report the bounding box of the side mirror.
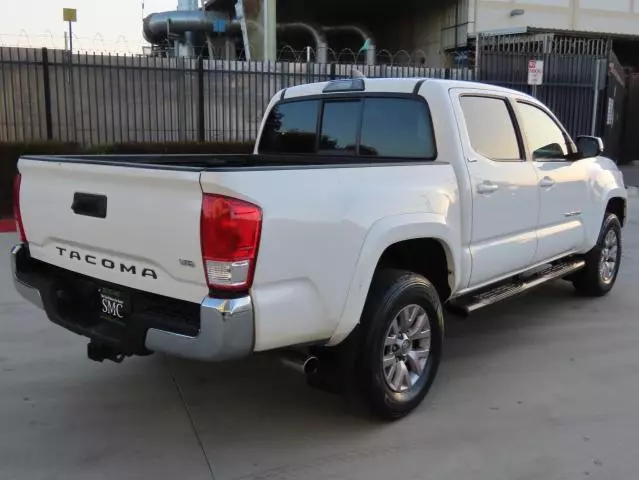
[576,136,604,159]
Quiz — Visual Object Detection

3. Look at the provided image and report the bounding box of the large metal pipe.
[322,25,376,65]
[227,21,328,63]
[145,11,329,64]
[143,11,224,45]
[277,23,328,63]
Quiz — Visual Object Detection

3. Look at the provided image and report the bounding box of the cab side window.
[516,102,570,160]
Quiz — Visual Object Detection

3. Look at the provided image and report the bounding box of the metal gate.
[621,73,639,163]
[476,32,610,140]
[602,51,627,163]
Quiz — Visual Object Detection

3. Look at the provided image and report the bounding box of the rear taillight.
[13,173,26,243]
[201,194,262,292]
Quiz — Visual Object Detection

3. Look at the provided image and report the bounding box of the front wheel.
[573,213,622,297]
[356,270,444,420]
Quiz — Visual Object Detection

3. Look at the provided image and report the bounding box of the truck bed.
[22,153,442,170]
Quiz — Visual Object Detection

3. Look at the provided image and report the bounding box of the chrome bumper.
[145,296,254,361]
[10,244,44,309]
[10,244,254,362]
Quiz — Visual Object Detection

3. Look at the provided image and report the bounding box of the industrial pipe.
[227,21,329,63]
[276,23,328,63]
[143,10,227,45]
[144,11,330,64]
[322,25,376,65]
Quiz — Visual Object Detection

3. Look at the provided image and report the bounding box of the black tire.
[572,213,622,297]
[356,269,444,420]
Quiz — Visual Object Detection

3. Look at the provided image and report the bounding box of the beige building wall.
[409,0,639,67]
[474,0,639,36]
[411,1,472,67]
[412,10,448,66]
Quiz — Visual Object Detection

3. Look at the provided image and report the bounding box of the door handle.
[476,181,499,195]
[72,192,108,219]
[539,176,555,188]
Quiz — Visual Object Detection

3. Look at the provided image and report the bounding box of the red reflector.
[201,194,262,290]
[13,173,26,243]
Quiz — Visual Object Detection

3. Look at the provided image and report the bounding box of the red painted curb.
[0,218,16,233]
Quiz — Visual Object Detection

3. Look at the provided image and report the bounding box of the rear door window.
[360,98,436,158]
[460,96,523,161]
[259,100,319,154]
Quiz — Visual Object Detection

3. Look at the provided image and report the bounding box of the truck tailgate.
[19,158,208,304]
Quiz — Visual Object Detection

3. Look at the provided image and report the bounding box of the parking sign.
[527,59,544,85]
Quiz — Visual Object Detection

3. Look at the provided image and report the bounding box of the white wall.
[412,0,473,67]
[474,0,639,36]
[412,6,448,66]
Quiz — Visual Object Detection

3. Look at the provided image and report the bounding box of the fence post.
[197,56,205,142]
[591,58,605,136]
[41,47,53,140]
[329,63,336,80]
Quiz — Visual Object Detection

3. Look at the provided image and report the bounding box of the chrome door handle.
[477,181,499,195]
[539,176,555,188]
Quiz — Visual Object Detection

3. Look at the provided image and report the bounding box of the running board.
[447,259,586,317]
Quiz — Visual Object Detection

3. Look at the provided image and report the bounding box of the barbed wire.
[274,47,434,66]
[145,44,456,66]
[0,32,146,54]
[0,32,472,67]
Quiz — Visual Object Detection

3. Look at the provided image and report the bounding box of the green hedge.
[0,141,254,218]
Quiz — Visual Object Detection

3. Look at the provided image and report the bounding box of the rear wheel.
[573,213,622,296]
[356,269,444,420]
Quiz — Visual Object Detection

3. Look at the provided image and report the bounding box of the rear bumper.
[11,244,45,309]
[11,244,254,362]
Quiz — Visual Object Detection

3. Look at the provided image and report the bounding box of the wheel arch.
[584,187,627,249]
[606,196,626,226]
[375,238,453,301]
[327,213,459,346]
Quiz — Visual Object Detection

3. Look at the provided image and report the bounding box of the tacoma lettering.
[55,247,157,279]
[120,264,136,274]
[142,269,158,279]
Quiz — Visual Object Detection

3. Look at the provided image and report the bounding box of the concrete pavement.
[620,165,639,187]
[1,199,639,480]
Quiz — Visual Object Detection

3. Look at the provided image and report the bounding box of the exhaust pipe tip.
[303,355,320,376]
[278,350,319,376]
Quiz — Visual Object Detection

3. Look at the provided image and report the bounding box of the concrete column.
[265,0,276,61]
[242,0,276,61]
[177,0,198,11]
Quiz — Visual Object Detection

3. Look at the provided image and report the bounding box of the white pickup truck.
[12,78,627,419]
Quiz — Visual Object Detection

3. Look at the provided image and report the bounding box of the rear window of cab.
[259,96,437,160]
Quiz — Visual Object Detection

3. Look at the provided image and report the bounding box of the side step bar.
[447,258,585,317]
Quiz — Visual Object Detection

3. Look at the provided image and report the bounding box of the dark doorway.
[611,37,639,164]
[601,51,627,163]
[621,74,639,164]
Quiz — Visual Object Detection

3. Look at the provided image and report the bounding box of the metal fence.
[477,33,610,139]
[0,47,474,145]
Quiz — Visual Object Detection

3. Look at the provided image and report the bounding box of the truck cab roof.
[280,77,533,101]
